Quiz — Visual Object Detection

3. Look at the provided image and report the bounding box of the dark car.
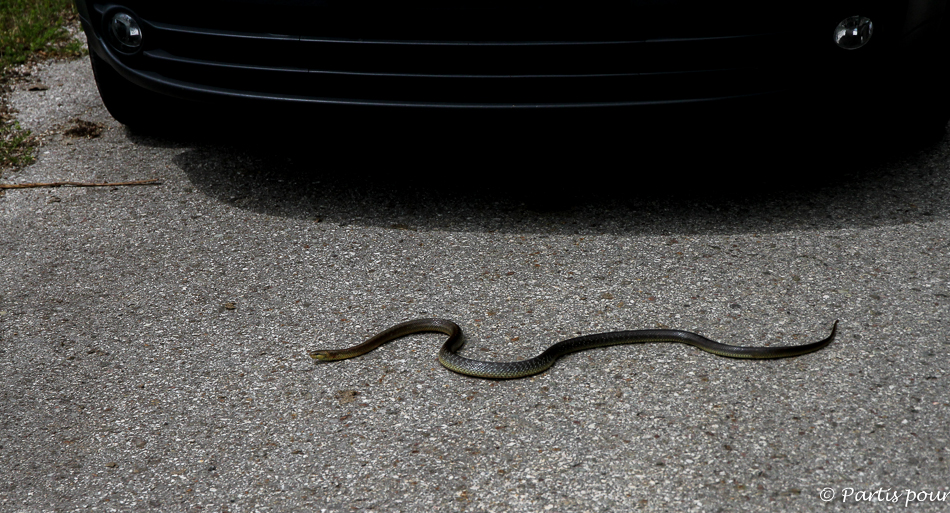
[74,0,949,134]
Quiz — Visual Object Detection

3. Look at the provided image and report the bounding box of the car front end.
[74,0,949,130]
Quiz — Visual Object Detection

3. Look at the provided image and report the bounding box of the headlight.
[834,16,873,50]
[109,12,143,53]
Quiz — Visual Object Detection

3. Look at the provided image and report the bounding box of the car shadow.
[133,106,950,236]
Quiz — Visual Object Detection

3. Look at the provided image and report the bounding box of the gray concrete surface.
[1,56,949,512]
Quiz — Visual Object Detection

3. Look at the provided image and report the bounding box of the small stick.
[0,178,162,189]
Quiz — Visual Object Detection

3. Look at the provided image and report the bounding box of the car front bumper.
[75,0,948,112]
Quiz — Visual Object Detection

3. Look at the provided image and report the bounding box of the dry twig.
[0,178,161,189]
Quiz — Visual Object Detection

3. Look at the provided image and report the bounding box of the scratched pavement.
[1,55,949,512]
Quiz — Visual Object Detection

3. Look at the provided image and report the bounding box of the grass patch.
[0,120,37,169]
[0,0,83,70]
[1,0,83,174]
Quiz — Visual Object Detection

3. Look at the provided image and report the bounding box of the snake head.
[309,350,332,361]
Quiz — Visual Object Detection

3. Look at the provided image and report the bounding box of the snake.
[309,318,838,379]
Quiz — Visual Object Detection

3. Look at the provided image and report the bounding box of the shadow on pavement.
[132,103,950,235]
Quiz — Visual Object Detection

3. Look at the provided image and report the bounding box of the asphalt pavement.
[2,56,949,512]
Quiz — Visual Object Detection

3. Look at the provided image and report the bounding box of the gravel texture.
[1,56,949,512]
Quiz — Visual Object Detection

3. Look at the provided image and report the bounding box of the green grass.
[0,0,83,70]
[1,0,83,174]
[0,120,36,169]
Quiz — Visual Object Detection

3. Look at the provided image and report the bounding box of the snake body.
[309,319,837,379]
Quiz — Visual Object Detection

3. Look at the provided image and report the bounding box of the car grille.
[88,1,887,108]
